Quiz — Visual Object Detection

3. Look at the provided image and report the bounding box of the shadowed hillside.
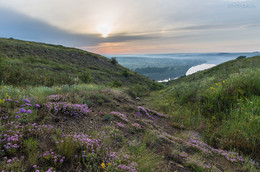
[0,37,160,90]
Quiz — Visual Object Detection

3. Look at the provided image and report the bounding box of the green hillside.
[150,56,260,158]
[0,37,160,90]
[0,38,259,171]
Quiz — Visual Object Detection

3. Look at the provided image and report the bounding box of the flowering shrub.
[132,123,142,130]
[0,119,138,171]
[137,106,169,119]
[48,95,63,102]
[55,133,102,158]
[116,122,125,128]
[46,102,91,119]
[41,150,65,168]
[117,162,138,172]
[0,121,55,171]
[110,111,129,122]
[103,152,138,172]
[184,133,245,164]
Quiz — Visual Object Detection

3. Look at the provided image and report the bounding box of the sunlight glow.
[98,24,111,38]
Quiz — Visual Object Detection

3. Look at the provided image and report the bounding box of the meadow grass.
[0,90,141,171]
[150,57,260,159]
[0,37,160,89]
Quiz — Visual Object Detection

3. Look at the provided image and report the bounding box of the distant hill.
[0,37,159,89]
[167,55,260,86]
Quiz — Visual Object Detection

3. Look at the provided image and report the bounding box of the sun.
[98,24,111,38]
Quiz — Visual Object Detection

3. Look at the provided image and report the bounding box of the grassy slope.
[167,55,260,85]
[0,37,159,89]
[2,84,258,172]
[0,38,259,171]
[149,56,260,158]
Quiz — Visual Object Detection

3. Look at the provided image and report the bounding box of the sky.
[0,0,259,54]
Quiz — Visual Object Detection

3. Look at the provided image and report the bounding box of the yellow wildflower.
[223,80,225,84]
[215,83,219,86]
[101,163,106,169]
[212,116,216,120]
[210,87,215,90]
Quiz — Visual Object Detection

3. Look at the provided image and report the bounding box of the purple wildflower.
[15,115,20,118]
[27,110,32,114]
[45,102,91,119]
[110,111,129,122]
[19,108,27,113]
[132,123,141,129]
[35,104,40,108]
[116,122,125,128]
[24,99,31,103]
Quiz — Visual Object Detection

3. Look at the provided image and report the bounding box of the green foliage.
[23,138,39,166]
[150,82,164,90]
[54,136,79,159]
[112,80,122,87]
[0,57,5,80]
[90,93,110,105]
[79,71,92,83]
[103,114,114,121]
[122,69,131,77]
[127,140,163,171]
[0,37,157,88]
[236,55,246,60]
[111,57,118,65]
[151,56,260,157]
[82,99,93,107]
[127,84,149,98]
[18,110,38,123]
[214,96,260,154]
[142,131,161,147]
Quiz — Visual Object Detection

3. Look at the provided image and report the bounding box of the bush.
[0,57,4,81]
[112,80,122,87]
[236,56,246,60]
[103,114,114,121]
[79,71,92,83]
[23,138,39,166]
[127,84,149,98]
[150,82,164,90]
[111,57,118,65]
[122,69,131,77]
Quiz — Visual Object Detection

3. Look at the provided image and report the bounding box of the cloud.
[0,8,155,47]
[0,0,259,53]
